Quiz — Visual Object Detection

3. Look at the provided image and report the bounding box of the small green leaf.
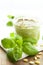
[7,46,22,62]
[10,32,15,38]
[7,15,15,19]
[6,21,13,26]
[10,33,23,47]
[15,35,23,47]
[1,38,16,49]
[23,37,37,45]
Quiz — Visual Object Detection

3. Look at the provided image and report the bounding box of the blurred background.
[0,0,43,44]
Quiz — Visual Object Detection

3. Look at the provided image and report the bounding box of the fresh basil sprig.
[1,33,23,62]
[1,33,38,62]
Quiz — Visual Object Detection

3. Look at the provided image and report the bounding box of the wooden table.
[0,47,43,65]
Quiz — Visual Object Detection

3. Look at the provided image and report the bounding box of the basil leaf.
[7,46,22,62]
[7,15,15,19]
[10,33,23,47]
[23,37,37,45]
[13,34,23,47]
[6,21,13,26]
[23,42,38,56]
[10,32,15,38]
[1,38,16,49]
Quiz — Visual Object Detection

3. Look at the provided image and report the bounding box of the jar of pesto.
[15,18,40,45]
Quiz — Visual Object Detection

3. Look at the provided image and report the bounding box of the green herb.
[10,32,15,38]
[23,37,37,45]
[6,21,13,26]
[10,33,23,47]
[7,15,14,19]
[1,34,23,62]
[14,34,23,47]
[23,42,38,56]
[1,33,38,62]
[1,38,16,49]
[7,46,22,62]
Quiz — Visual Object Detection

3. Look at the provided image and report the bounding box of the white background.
[0,0,43,44]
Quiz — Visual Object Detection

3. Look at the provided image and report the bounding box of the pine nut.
[23,59,28,62]
[34,57,37,60]
[29,61,34,65]
[35,61,40,65]
[36,55,40,59]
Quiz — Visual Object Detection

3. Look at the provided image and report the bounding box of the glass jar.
[15,17,40,45]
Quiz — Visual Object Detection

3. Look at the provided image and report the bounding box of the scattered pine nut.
[35,61,40,65]
[34,57,37,60]
[17,19,23,22]
[24,19,29,21]
[23,59,28,62]
[38,52,42,55]
[29,61,34,65]
[36,55,40,59]
[29,19,35,22]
